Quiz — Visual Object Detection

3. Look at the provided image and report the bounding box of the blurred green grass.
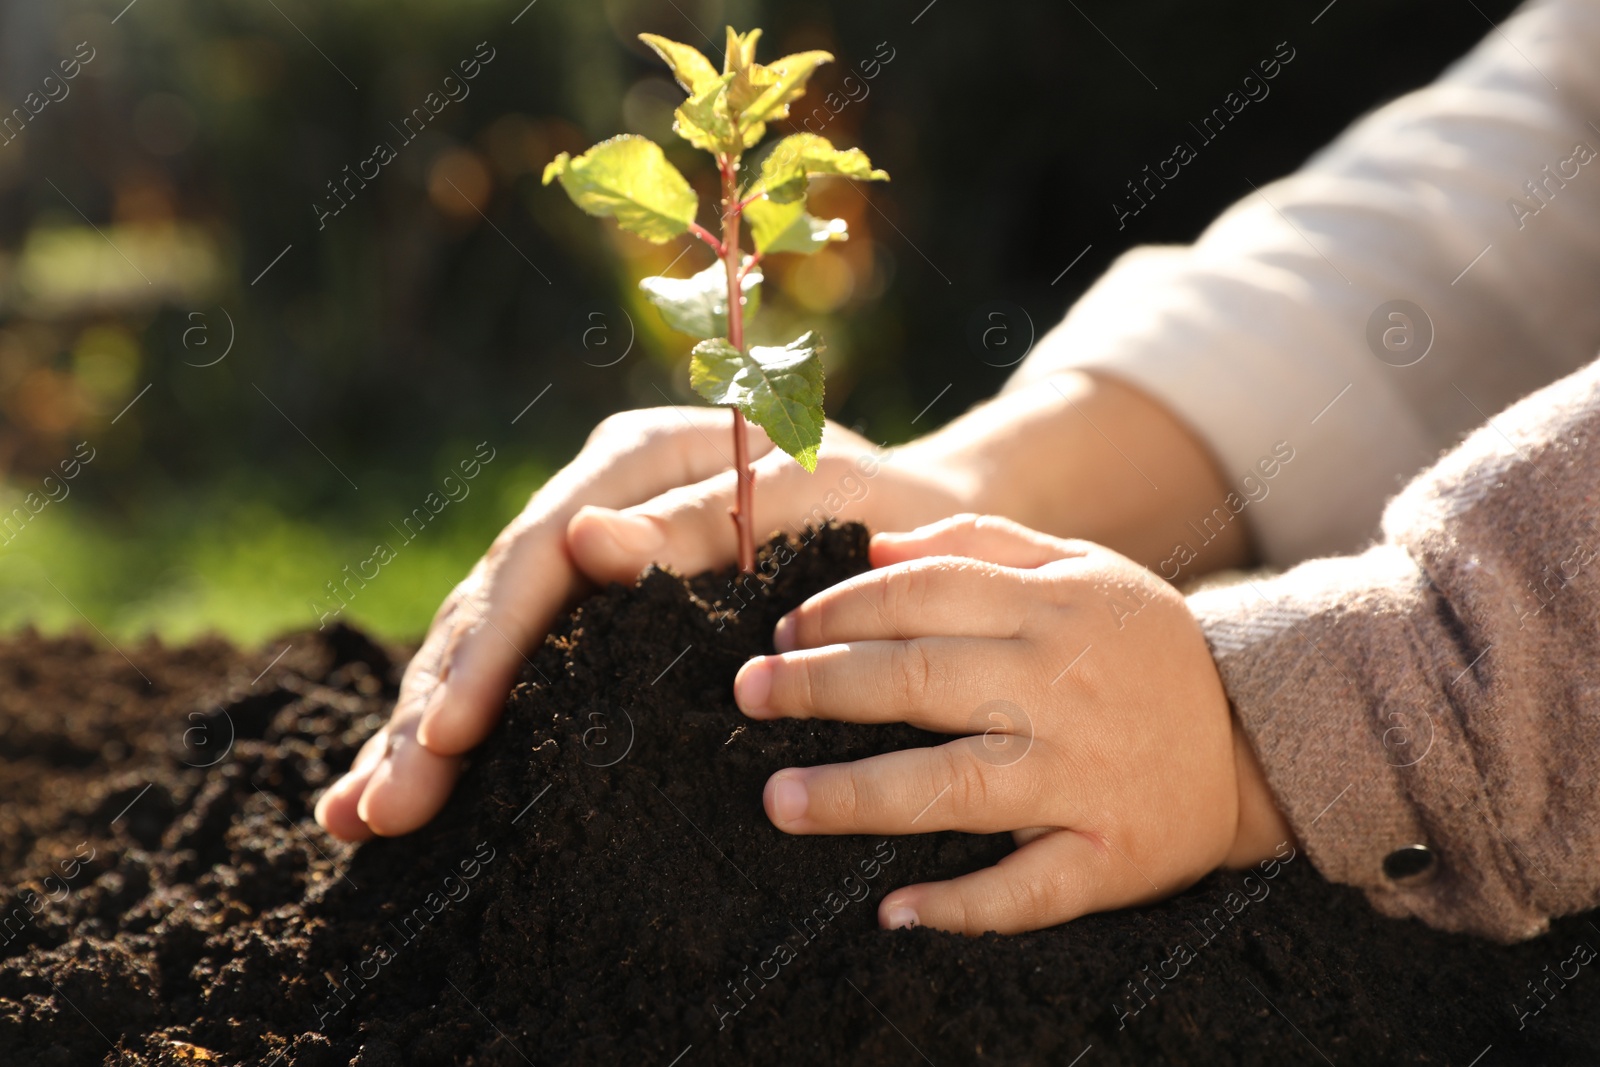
[0,457,548,645]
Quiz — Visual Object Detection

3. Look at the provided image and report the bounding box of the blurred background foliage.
[0,0,1518,644]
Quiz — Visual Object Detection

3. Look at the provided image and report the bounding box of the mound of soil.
[2,523,1598,1066]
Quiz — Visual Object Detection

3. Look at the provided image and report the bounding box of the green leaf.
[737,50,832,135]
[752,133,889,203]
[690,332,826,471]
[736,119,768,153]
[639,259,762,338]
[658,30,831,154]
[672,73,740,155]
[744,197,848,256]
[726,58,777,115]
[639,34,721,96]
[723,26,764,76]
[542,135,698,244]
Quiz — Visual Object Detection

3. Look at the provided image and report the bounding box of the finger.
[871,513,1091,570]
[331,555,469,834]
[318,598,467,838]
[313,728,388,842]
[566,419,780,584]
[354,689,465,837]
[735,638,1028,729]
[413,565,550,756]
[763,737,1045,836]
[415,408,759,758]
[880,828,1155,935]
[772,556,1032,652]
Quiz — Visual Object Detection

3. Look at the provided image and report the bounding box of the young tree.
[543,27,889,572]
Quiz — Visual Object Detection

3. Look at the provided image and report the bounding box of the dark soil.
[2,523,1598,1066]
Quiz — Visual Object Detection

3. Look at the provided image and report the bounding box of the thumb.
[568,445,825,586]
[879,828,1153,935]
[566,481,741,586]
[870,514,1089,570]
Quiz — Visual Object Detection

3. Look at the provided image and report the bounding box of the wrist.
[900,370,1253,576]
[1224,713,1296,867]
[896,372,1102,521]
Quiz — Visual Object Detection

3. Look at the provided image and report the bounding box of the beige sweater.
[1189,358,1600,942]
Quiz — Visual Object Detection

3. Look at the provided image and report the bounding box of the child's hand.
[733,515,1293,935]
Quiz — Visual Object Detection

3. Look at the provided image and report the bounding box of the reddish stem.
[688,222,725,257]
[721,153,757,574]
[731,410,754,572]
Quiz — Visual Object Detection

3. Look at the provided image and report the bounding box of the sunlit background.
[0,0,1516,644]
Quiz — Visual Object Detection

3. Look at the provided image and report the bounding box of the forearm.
[1006,0,1600,566]
[899,370,1251,576]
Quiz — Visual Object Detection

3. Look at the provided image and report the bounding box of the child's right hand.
[735,515,1293,935]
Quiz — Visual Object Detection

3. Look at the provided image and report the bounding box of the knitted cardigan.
[1190,359,1600,941]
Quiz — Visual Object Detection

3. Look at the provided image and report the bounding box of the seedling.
[544,26,888,573]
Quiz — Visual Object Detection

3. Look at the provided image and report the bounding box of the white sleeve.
[1009,0,1600,565]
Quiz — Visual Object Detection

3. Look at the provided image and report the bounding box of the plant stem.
[688,221,725,256]
[721,154,756,574]
[730,409,754,572]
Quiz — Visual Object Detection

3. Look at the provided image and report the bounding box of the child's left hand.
[733,515,1293,935]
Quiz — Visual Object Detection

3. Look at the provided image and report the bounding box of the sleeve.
[1187,356,1600,942]
[1008,0,1600,566]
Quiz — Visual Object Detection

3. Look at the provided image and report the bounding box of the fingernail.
[416,682,450,747]
[772,614,797,653]
[769,773,808,825]
[603,512,664,555]
[884,904,918,930]
[735,658,773,715]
